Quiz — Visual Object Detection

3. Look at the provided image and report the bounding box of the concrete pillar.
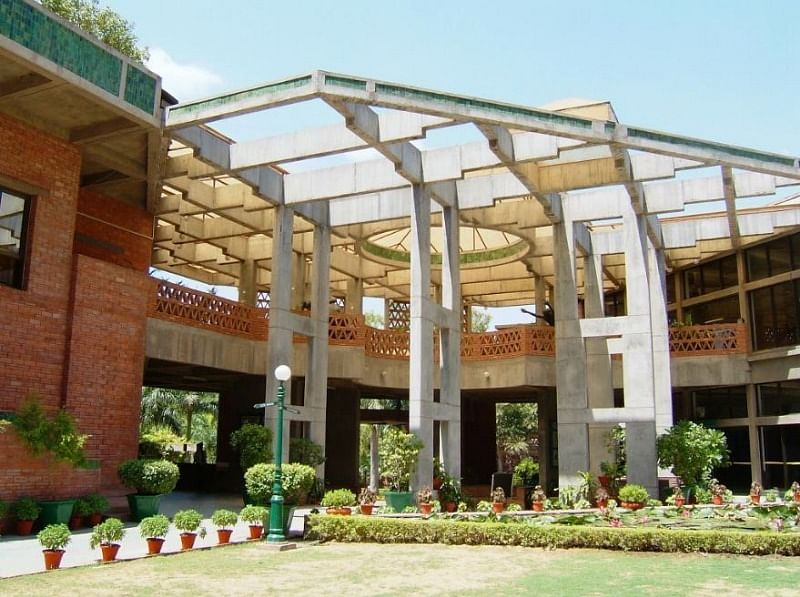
[537,392,554,492]
[238,259,258,307]
[439,203,462,482]
[265,204,295,463]
[291,252,306,309]
[346,277,364,316]
[409,184,434,491]
[535,274,547,324]
[553,215,590,486]
[648,244,673,437]
[306,217,331,478]
[584,250,615,475]
[746,384,762,483]
[369,425,380,491]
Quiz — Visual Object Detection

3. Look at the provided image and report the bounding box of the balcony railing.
[149,280,747,360]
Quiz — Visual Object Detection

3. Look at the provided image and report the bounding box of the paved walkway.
[0,492,312,578]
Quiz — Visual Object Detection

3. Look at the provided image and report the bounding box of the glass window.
[684,294,740,325]
[758,381,800,416]
[768,237,793,277]
[720,255,739,289]
[0,188,31,289]
[746,244,769,281]
[749,280,800,350]
[691,386,747,420]
[666,274,676,304]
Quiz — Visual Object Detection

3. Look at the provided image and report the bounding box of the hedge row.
[307,515,800,556]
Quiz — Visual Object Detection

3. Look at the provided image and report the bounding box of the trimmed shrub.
[38,523,71,550]
[211,509,238,530]
[245,463,316,505]
[307,515,800,556]
[118,459,179,495]
[230,424,272,470]
[173,509,204,533]
[618,484,649,504]
[139,514,170,539]
[321,489,356,508]
[89,517,125,548]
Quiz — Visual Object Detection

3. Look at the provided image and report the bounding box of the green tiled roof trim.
[124,64,156,113]
[0,0,157,116]
[362,240,527,266]
[170,75,313,118]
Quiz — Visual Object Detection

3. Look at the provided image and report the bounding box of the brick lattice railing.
[149,280,747,359]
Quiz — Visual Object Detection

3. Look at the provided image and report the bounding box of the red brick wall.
[0,113,150,499]
[74,189,153,272]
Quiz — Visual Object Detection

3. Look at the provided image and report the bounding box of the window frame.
[0,186,33,291]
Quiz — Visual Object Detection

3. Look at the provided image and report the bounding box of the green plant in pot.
[211,509,238,544]
[379,427,423,512]
[38,523,71,570]
[416,486,434,515]
[89,517,125,562]
[83,494,108,526]
[244,462,315,530]
[438,478,461,512]
[173,509,206,550]
[657,420,729,503]
[71,496,92,529]
[139,514,170,555]
[13,497,41,535]
[321,489,356,515]
[240,505,268,540]
[531,485,547,512]
[618,484,649,510]
[513,457,540,508]
[117,458,179,521]
[357,488,377,515]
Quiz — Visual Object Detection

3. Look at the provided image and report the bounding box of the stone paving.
[0,492,311,578]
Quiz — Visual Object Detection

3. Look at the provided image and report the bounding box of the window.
[683,254,738,298]
[749,280,800,350]
[684,294,740,325]
[0,188,31,289]
[746,232,800,282]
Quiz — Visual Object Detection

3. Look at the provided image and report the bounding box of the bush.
[117,459,179,495]
[513,458,539,487]
[211,509,238,529]
[84,493,109,514]
[230,424,273,470]
[618,484,649,504]
[12,395,87,466]
[289,437,325,467]
[139,427,183,460]
[245,463,316,505]
[89,517,125,548]
[240,505,268,525]
[306,516,800,556]
[139,514,170,539]
[173,509,204,533]
[38,523,71,550]
[13,497,41,521]
[657,421,729,489]
[321,489,356,508]
[379,427,423,491]
[73,496,93,517]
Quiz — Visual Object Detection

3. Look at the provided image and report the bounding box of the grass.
[1,542,799,596]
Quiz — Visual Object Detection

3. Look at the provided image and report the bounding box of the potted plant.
[791,481,800,503]
[709,479,727,505]
[139,514,170,555]
[244,462,315,530]
[671,486,686,508]
[491,486,506,513]
[595,487,610,509]
[357,488,377,515]
[38,523,71,570]
[173,509,206,550]
[531,485,547,512]
[117,458,180,521]
[657,421,729,503]
[513,457,540,508]
[240,505,268,540]
[13,496,41,535]
[750,481,762,505]
[417,486,433,515]
[211,509,238,544]
[84,494,109,526]
[89,517,125,562]
[433,458,444,490]
[321,489,356,515]
[379,428,423,512]
[438,478,461,512]
[618,484,649,510]
[71,496,91,529]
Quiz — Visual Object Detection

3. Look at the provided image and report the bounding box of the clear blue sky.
[115,0,799,325]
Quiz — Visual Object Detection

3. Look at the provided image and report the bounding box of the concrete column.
[409,184,434,491]
[439,203,462,482]
[746,384,762,483]
[537,393,554,492]
[346,277,364,315]
[535,275,547,324]
[238,258,258,307]
[736,251,752,352]
[553,215,590,486]
[291,252,306,309]
[648,244,673,437]
[265,204,295,463]
[584,250,615,474]
[306,217,331,478]
[369,425,380,491]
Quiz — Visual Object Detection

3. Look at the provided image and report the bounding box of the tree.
[471,307,492,332]
[364,311,384,329]
[495,402,538,471]
[140,387,217,442]
[42,0,149,62]
[657,420,730,489]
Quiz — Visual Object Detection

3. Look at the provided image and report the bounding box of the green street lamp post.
[267,364,292,543]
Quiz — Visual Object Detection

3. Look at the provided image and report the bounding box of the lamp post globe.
[267,364,291,543]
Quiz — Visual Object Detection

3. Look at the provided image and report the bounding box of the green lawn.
[2,542,799,596]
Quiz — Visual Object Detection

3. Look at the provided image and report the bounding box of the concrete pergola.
[158,71,800,495]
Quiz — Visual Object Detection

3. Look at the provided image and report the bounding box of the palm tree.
[140,387,218,441]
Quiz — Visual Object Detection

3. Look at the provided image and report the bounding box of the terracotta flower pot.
[443,501,457,513]
[596,498,608,509]
[492,501,505,514]
[16,519,35,536]
[621,501,644,511]
[674,497,686,508]
[100,543,120,562]
[180,532,197,550]
[69,515,83,530]
[43,549,65,570]
[433,478,443,490]
[712,495,723,506]
[217,529,233,544]
[794,492,800,503]
[750,494,761,505]
[420,502,433,515]
[248,525,263,540]
[86,513,103,527]
[532,501,544,512]
[146,537,165,555]
[359,504,374,515]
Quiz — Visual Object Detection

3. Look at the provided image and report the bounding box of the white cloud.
[146,47,224,101]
